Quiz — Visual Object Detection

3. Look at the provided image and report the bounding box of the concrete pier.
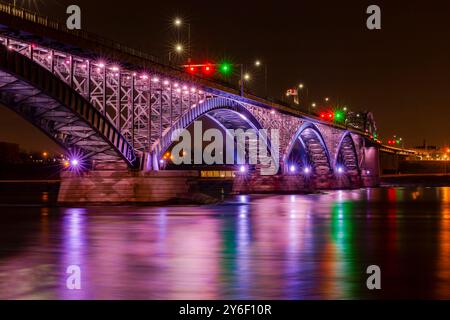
[58,170,198,204]
[58,169,380,204]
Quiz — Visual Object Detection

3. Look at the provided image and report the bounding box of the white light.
[174,18,182,26]
[198,90,203,94]
[191,87,196,92]
[255,60,261,67]
[70,159,79,166]
[366,170,371,175]
[239,114,247,120]
[304,167,310,174]
[111,66,119,72]
[239,165,246,173]
[182,85,187,90]
[289,165,296,173]
[174,83,179,87]
[176,88,181,93]
[151,77,158,82]
[98,62,105,68]
[175,44,183,52]
[270,110,275,114]
[159,159,164,164]
[337,166,344,174]
[163,80,170,85]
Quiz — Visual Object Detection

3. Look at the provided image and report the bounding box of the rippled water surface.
[1,185,450,299]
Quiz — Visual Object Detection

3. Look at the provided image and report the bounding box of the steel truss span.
[0,35,221,166]
[0,44,136,166]
[0,33,378,173]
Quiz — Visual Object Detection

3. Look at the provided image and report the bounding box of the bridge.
[0,3,381,203]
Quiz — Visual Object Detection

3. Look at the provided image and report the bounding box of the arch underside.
[336,134,359,174]
[0,46,136,166]
[0,70,121,162]
[298,127,332,175]
[154,98,271,165]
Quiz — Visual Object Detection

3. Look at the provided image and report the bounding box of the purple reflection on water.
[1,187,450,299]
[60,208,87,299]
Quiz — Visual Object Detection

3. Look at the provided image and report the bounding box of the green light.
[219,62,232,75]
[396,140,400,144]
[334,110,344,121]
[373,133,378,138]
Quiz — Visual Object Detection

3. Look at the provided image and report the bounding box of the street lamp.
[298,83,309,112]
[254,59,268,97]
[174,17,182,26]
[173,16,191,62]
[168,43,184,62]
[244,73,251,81]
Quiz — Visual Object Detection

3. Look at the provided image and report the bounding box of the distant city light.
[337,166,344,174]
[239,165,247,173]
[70,159,79,167]
[289,165,296,173]
[304,167,310,174]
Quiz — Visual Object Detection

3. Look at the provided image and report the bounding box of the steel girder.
[0,44,136,166]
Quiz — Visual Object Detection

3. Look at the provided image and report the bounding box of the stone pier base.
[58,170,198,204]
[58,169,380,204]
[232,173,380,194]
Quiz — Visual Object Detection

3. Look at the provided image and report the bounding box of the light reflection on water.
[0,186,450,299]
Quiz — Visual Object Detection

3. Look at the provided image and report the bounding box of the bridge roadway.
[0,2,382,203]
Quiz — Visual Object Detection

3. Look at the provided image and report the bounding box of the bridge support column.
[58,169,198,204]
[361,145,380,187]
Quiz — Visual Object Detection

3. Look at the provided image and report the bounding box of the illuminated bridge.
[0,3,382,203]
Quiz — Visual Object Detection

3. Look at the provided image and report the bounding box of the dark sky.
[1,0,449,151]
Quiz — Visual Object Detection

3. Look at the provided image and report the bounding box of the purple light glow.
[239,165,247,173]
[303,167,310,174]
[70,159,79,167]
[289,165,296,173]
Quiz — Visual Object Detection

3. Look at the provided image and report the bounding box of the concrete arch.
[0,45,136,167]
[334,132,359,173]
[151,97,273,169]
[284,122,332,175]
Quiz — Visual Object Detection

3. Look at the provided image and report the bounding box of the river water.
[0,184,449,299]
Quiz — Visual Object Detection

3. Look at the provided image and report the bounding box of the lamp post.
[173,17,191,63]
[254,60,268,97]
[168,43,183,63]
[298,83,309,111]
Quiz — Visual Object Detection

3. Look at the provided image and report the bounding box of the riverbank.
[381,173,450,186]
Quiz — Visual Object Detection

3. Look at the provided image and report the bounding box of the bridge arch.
[284,122,332,175]
[334,132,359,174]
[0,45,136,167]
[151,97,273,170]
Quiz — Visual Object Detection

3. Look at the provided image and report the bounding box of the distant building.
[0,142,20,164]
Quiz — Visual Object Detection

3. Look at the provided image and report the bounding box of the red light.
[320,112,326,119]
[202,64,215,76]
[327,112,333,120]
[186,65,197,74]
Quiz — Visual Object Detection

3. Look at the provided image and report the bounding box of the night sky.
[1,0,449,152]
